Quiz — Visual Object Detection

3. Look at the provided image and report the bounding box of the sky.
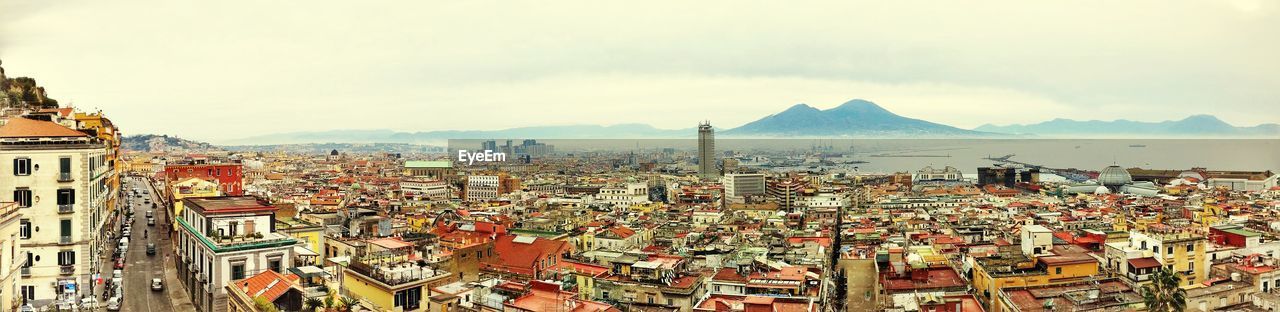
[1,0,1278,143]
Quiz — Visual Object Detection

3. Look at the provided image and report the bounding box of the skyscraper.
[698,121,718,179]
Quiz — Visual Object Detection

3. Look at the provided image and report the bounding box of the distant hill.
[722,99,996,137]
[975,115,1280,138]
[223,124,694,145]
[123,134,218,152]
[223,99,1013,144]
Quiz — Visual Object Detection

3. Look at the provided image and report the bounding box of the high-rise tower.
[698,121,718,179]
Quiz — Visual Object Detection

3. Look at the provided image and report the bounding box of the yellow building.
[972,245,1101,311]
[1104,231,1208,289]
[169,177,222,217]
[276,218,324,263]
[341,255,454,312]
[74,111,123,221]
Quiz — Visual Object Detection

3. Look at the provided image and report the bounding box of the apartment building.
[0,117,112,306]
[175,196,301,312]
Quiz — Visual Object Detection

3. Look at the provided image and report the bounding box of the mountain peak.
[829,99,890,114]
[725,99,987,137]
[782,103,819,113]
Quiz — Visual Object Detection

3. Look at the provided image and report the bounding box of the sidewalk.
[165,255,196,311]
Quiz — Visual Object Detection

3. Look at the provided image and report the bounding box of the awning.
[293,245,319,256]
[1128,257,1162,269]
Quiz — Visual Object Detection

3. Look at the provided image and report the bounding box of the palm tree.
[339,296,359,312]
[303,297,323,312]
[1142,267,1187,312]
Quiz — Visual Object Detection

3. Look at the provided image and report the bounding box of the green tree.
[339,296,359,312]
[304,297,324,312]
[1142,267,1187,312]
[253,296,280,312]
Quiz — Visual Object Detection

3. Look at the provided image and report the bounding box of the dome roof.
[1098,165,1132,186]
[1094,186,1111,195]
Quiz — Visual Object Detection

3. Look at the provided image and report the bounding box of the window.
[57,189,75,205]
[59,157,71,178]
[20,286,34,301]
[13,158,31,176]
[13,190,31,208]
[1055,267,1062,275]
[1167,246,1174,255]
[60,219,72,239]
[268,258,281,273]
[1187,244,1194,252]
[19,220,30,239]
[231,263,245,280]
[57,250,75,266]
[393,287,421,310]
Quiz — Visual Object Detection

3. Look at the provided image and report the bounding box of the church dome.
[1097,165,1132,186]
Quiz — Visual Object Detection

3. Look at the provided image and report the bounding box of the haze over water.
[450,139,1280,173]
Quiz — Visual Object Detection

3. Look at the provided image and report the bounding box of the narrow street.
[117,177,177,311]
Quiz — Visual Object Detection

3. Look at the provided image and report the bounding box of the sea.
[447,139,1280,174]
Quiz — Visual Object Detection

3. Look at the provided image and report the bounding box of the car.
[113,269,123,279]
[105,297,121,311]
[147,217,155,226]
[114,258,125,269]
[146,243,156,256]
[146,211,153,218]
[151,278,163,291]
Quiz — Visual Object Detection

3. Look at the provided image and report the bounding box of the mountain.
[974,115,1280,137]
[123,134,219,152]
[723,99,994,137]
[222,124,694,145]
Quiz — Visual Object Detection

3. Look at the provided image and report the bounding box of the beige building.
[0,117,113,307]
[0,202,23,311]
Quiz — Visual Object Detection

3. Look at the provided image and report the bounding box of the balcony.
[60,265,74,275]
[58,172,73,182]
[1128,272,1151,282]
[60,236,73,245]
[58,204,74,214]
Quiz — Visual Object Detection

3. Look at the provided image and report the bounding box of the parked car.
[151,278,163,291]
[146,243,156,256]
[114,258,125,269]
[105,297,121,311]
[147,217,155,226]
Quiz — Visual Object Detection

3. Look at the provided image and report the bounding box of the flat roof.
[186,196,275,214]
[405,160,452,168]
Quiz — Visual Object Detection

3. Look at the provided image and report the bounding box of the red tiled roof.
[233,270,300,303]
[713,268,749,283]
[1128,257,1162,269]
[0,117,89,138]
[485,234,569,276]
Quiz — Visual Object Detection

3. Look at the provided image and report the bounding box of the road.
[119,177,176,312]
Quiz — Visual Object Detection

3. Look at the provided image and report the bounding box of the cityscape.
[3,1,1280,312]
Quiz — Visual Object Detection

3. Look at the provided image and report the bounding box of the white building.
[0,117,112,306]
[596,183,649,208]
[914,166,962,182]
[401,179,451,203]
[801,193,849,210]
[723,173,765,198]
[0,202,23,311]
[175,196,300,312]
[465,175,499,201]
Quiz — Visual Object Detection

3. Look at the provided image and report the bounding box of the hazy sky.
[2,1,1277,143]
